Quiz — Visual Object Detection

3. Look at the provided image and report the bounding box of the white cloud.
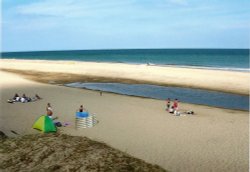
[15,0,192,20]
[15,0,136,18]
[16,0,84,18]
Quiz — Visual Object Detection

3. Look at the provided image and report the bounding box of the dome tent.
[32,115,57,133]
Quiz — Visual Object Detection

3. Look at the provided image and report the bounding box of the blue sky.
[2,0,249,52]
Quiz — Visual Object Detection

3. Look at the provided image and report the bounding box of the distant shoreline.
[2,58,249,72]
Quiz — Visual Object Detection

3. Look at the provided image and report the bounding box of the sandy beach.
[0,59,249,95]
[0,66,248,172]
[2,0,249,170]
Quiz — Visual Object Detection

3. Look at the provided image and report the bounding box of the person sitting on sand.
[168,105,180,116]
[79,105,87,112]
[169,106,175,113]
[46,103,53,118]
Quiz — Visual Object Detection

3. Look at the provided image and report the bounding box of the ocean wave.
[2,57,249,72]
[145,63,250,72]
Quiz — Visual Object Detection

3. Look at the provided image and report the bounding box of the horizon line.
[1,47,249,53]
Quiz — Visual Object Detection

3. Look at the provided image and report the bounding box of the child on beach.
[169,106,175,113]
[166,98,171,111]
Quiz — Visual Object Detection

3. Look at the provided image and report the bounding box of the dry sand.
[0,59,249,95]
[0,70,248,172]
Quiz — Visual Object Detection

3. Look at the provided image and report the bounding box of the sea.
[1,49,249,72]
[1,49,249,110]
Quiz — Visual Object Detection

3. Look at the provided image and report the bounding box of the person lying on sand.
[8,93,20,103]
[35,94,42,100]
[13,93,20,101]
[31,94,42,101]
[20,94,32,103]
[8,93,42,103]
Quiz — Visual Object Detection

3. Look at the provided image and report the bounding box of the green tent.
[32,115,57,133]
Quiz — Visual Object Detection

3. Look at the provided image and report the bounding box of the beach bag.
[55,122,62,127]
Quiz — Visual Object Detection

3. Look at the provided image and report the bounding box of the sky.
[1,0,249,52]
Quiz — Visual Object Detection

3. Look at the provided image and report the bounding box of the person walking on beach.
[46,103,53,118]
[166,98,171,111]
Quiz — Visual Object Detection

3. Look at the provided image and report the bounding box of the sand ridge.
[1,59,249,95]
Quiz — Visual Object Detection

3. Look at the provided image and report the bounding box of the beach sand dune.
[0,71,248,172]
[1,133,166,172]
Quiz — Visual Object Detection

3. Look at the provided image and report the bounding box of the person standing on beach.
[166,98,171,111]
[173,99,179,110]
[46,103,53,118]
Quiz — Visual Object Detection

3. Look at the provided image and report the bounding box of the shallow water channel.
[65,82,249,111]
